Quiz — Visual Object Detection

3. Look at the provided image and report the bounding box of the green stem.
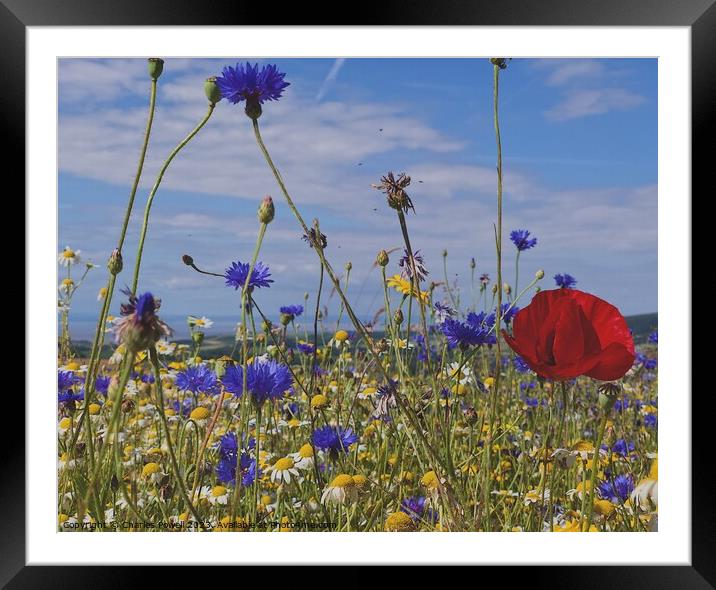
[483,61,504,532]
[583,396,614,531]
[131,102,216,294]
[149,346,206,530]
[70,76,159,457]
[251,117,462,528]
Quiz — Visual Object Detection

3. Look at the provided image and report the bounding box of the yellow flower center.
[385,511,415,532]
[334,330,349,342]
[59,417,72,430]
[572,440,594,452]
[62,278,74,287]
[310,394,328,409]
[62,250,75,258]
[352,474,367,489]
[298,443,313,458]
[142,462,160,477]
[65,362,80,371]
[211,485,227,497]
[190,407,210,421]
[330,474,355,489]
[273,457,295,471]
[420,470,439,489]
[483,377,495,388]
[88,403,101,415]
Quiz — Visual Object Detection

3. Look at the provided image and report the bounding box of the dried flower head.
[372,172,414,214]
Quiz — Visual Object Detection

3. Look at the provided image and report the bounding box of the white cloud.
[316,58,346,101]
[545,88,646,122]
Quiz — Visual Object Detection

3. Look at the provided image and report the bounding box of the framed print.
[8,0,705,584]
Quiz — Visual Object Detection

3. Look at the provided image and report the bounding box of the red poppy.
[502,289,635,381]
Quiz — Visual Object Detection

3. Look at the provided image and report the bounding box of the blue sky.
[58,58,657,339]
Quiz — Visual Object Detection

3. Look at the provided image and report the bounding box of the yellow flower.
[420,470,440,489]
[311,394,329,409]
[385,511,416,532]
[649,458,658,479]
[88,403,101,415]
[141,462,161,478]
[334,330,349,342]
[483,377,495,388]
[593,499,616,517]
[385,274,429,303]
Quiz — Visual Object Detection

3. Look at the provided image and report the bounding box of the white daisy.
[320,474,358,505]
[188,315,214,329]
[291,443,315,470]
[267,457,300,484]
[58,246,81,267]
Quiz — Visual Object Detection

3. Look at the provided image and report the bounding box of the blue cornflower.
[597,474,635,504]
[224,260,273,291]
[113,289,172,351]
[513,356,530,373]
[59,389,84,403]
[280,305,303,317]
[500,303,519,325]
[554,273,577,288]
[613,397,630,412]
[510,229,538,251]
[221,359,293,405]
[296,342,315,355]
[216,62,289,105]
[312,425,358,454]
[58,370,77,392]
[635,353,657,370]
[175,364,220,396]
[215,432,259,487]
[414,333,436,363]
[523,396,540,408]
[216,452,259,487]
[441,317,490,349]
[644,413,657,428]
[400,496,438,524]
[611,439,635,457]
[95,375,111,397]
[172,399,193,417]
[648,330,658,344]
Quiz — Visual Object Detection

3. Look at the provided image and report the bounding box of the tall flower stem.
[583,393,615,531]
[482,61,505,531]
[443,253,458,310]
[251,118,463,528]
[69,74,159,457]
[229,220,268,517]
[82,350,136,514]
[547,381,569,530]
[131,103,216,294]
[396,210,432,374]
[149,346,207,530]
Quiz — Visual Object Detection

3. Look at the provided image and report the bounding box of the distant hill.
[625,313,658,344]
[70,312,657,359]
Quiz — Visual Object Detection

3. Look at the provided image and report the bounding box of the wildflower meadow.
[57,58,658,533]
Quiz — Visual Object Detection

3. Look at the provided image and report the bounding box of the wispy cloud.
[316,58,346,102]
[545,88,646,122]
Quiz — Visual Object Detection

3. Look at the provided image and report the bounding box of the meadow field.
[57,58,658,532]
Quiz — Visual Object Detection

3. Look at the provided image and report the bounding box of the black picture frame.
[6,0,702,584]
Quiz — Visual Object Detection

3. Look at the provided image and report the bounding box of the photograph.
[56,56,659,534]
